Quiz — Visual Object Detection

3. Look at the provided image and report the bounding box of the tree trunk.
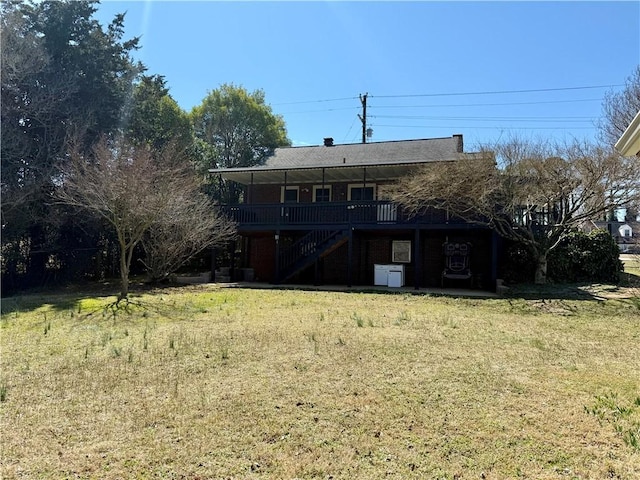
[534,252,548,285]
[119,244,129,301]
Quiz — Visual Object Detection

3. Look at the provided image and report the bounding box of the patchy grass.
[621,253,640,287]
[1,285,639,479]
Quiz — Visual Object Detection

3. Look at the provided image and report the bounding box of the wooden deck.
[220,201,476,231]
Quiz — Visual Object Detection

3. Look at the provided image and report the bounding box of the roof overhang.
[210,158,463,185]
[615,110,640,156]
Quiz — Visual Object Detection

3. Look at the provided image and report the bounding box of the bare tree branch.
[599,65,640,147]
[57,136,236,299]
[391,136,640,284]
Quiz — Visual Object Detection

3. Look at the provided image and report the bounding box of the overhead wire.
[274,84,619,107]
[370,98,602,109]
[273,96,359,106]
[373,124,596,130]
[370,115,594,122]
[279,99,601,115]
[370,84,622,99]
[273,83,618,139]
[342,114,359,142]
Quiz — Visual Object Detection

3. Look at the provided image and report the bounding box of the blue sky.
[95,1,640,148]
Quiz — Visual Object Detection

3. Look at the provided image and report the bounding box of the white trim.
[312,185,332,202]
[615,110,640,156]
[280,186,299,203]
[392,240,412,263]
[619,224,633,238]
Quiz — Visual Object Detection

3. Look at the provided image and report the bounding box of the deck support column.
[274,231,281,284]
[347,228,353,287]
[414,228,422,290]
[210,247,217,283]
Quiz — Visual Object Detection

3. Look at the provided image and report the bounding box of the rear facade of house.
[211,135,502,291]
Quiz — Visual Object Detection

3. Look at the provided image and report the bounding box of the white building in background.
[615,110,640,157]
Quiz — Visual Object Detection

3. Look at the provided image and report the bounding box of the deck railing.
[220,201,466,228]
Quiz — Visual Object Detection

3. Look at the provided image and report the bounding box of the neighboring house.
[587,220,640,253]
[615,110,640,157]
[210,135,502,290]
[613,110,640,252]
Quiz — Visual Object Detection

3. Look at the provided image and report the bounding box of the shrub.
[501,242,536,284]
[548,229,622,283]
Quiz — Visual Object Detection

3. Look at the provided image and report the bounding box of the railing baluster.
[218,201,465,228]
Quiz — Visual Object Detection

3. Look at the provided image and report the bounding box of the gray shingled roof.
[210,136,476,185]
[260,136,464,169]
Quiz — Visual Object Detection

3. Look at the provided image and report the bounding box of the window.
[281,186,299,203]
[313,186,332,202]
[392,240,411,263]
[348,184,375,201]
[624,228,632,237]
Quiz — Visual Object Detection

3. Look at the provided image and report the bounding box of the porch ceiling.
[215,163,423,185]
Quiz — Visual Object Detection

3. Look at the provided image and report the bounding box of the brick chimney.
[453,134,463,152]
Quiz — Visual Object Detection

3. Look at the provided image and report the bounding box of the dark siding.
[249,235,276,282]
[241,225,496,290]
[249,185,280,204]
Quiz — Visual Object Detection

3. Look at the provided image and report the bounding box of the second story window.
[313,186,331,202]
[348,184,375,201]
[281,186,299,203]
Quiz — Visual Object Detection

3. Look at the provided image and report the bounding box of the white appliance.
[387,265,405,287]
[374,264,389,286]
[374,264,405,287]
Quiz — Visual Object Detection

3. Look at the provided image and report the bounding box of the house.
[210,135,502,290]
[615,110,640,157]
[617,222,640,252]
[587,220,640,253]
[612,110,640,251]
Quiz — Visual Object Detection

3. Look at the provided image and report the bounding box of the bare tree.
[58,137,235,300]
[140,180,236,283]
[600,65,640,147]
[391,136,640,284]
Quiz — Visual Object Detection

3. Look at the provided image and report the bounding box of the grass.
[621,253,640,286]
[1,285,639,479]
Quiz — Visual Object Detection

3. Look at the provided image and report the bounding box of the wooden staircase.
[277,230,348,283]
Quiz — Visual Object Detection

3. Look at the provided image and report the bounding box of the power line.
[370,115,595,122]
[273,96,358,106]
[369,98,602,109]
[373,123,596,130]
[342,114,358,143]
[371,84,622,99]
[276,97,605,118]
[277,99,600,117]
[280,106,359,115]
[272,84,619,108]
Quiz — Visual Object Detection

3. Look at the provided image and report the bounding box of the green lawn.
[1,285,639,479]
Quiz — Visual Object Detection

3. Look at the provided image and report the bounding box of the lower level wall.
[240,228,498,289]
[247,235,276,283]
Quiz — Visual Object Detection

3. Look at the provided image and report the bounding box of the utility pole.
[358,93,368,144]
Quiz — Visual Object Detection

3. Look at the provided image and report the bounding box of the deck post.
[414,228,422,290]
[274,231,281,284]
[210,247,217,283]
[347,228,353,287]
